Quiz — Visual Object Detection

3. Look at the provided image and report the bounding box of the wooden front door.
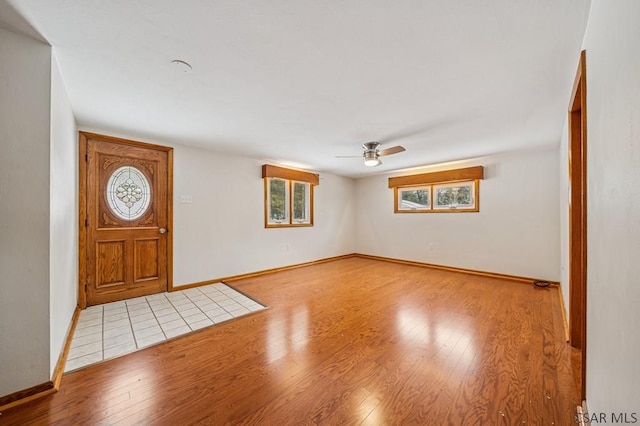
[80,132,172,306]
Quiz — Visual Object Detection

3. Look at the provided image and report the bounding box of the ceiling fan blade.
[378,145,406,156]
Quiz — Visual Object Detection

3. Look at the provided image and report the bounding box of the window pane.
[292,181,310,223]
[455,186,472,205]
[268,178,288,223]
[433,181,475,209]
[398,186,430,210]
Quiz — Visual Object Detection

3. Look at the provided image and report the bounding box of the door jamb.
[78,132,174,309]
[568,50,587,400]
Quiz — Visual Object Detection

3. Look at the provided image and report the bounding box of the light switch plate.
[179,195,193,204]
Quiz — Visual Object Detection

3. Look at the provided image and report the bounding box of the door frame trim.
[568,50,587,400]
[78,131,174,309]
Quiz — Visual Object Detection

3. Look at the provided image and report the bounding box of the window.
[106,165,151,220]
[433,181,476,210]
[267,178,289,224]
[262,165,318,227]
[292,181,311,223]
[397,185,431,211]
[389,166,483,213]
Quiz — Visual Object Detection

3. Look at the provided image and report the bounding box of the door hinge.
[85,218,88,227]
[85,153,88,162]
[84,284,88,293]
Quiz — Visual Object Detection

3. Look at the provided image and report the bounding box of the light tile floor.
[65,283,266,372]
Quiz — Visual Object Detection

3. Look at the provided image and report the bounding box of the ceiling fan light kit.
[362,141,406,167]
[364,150,381,167]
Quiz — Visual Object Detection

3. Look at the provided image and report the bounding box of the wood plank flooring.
[0,258,581,425]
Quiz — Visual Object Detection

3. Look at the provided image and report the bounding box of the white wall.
[355,148,560,280]
[579,0,640,413]
[75,129,358,287]
[559,120,570,316]
[0,27,52,396]
[171,143,357,286]
[49,52,78,375]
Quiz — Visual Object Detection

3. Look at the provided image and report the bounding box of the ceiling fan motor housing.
[362,151,378,161]
[362,142,381,152]
[362,142,382,166]
[363,142,380,160]
[363,150,379,162]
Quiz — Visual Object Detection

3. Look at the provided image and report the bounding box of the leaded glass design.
[106,166,152,221]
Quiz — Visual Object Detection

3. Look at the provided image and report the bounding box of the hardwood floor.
[1,258,581,425]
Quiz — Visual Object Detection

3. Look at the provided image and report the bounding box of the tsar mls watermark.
[575,412,638,424]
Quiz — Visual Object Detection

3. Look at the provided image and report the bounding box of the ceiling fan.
[336,142,406,167]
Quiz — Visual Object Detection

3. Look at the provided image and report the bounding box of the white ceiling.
[6,0,590,177]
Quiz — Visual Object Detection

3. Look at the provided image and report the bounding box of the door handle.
[159,228,167,234]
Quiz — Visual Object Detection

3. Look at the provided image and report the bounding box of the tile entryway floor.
[65,283,266,372]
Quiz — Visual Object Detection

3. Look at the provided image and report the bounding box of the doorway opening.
[568,50,587,400]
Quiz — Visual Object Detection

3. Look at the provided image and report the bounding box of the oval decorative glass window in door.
[106,166,152,221]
